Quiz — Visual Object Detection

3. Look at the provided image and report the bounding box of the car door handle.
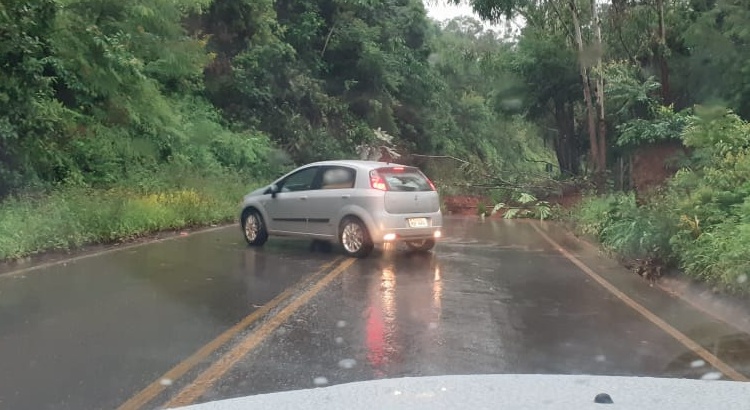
[299,196,308,200]
[341,194,351,199]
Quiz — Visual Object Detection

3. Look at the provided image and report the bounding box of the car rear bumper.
[368,211,443,244]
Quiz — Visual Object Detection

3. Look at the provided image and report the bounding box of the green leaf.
[492,203,507,215]
[504,208,520,219]
[518,192,537,204]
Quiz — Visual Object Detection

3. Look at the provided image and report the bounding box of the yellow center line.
[164,257,357,409]
[531,223,749,382]
[116,257,342,410]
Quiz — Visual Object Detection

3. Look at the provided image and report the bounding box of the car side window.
[320,167,356,189]
[278,167,319,192]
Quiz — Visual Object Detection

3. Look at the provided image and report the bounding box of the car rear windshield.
[377,167,433,192]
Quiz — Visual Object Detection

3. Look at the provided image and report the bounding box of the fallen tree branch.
[321,24,335,57]
[409,154,470,164]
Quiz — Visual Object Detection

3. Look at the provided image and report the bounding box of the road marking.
[573,233,750,338]
[163,257,357,408]
[531,223,749,382]
[117,257,342,410]
[0,225,234,278]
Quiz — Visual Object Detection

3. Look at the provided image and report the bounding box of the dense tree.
[10,0,750,200]
[0,0,556,198]
[448,0,608,182]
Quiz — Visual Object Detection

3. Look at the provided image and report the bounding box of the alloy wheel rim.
[245,214,259,241]
[342,223,363,253]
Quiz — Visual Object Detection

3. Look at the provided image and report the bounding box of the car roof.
[307,159,411,170]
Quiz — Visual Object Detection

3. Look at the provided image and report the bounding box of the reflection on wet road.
[185,218,750,407]
[1,217,750,410]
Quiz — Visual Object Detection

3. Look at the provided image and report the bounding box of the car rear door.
[304,165,357,237]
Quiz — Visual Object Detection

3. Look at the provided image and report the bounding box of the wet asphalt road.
[1,217,750,409]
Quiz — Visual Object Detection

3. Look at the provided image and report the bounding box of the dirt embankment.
[442,196,493,215]
[632,141,687,201]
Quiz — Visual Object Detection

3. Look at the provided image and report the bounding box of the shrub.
[571,192,677,263]
[571,108,750,293]
[0,171,260,260]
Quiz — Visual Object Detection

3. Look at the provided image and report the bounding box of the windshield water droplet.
[338,358,357,369]
[700,372,722,380]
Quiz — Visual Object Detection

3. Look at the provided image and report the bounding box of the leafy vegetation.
[492,193,552,221]
[0,174,256,260]
[0,0,556,259]
[571,109,750,293]
[571,193,676,263]
[436,0,750,293]
[3,0,750,297]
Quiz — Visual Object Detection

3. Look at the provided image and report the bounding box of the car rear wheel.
[339,217,373,258]
[242,209,268,246]
[405,239,435,252]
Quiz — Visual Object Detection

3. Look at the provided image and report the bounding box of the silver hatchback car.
[239,160,443,257]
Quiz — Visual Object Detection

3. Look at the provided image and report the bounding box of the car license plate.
[408,218,428,228]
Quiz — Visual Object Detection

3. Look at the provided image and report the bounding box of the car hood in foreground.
[175,374,748,410]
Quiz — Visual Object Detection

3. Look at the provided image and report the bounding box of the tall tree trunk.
[569,0,601,175]
[593,0,607,175]
[553,99,580,175]
[656,0,670,103]
[565,102,581,175]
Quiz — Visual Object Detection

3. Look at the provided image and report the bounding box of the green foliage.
[571,193,677,262]
[662,108,750,292]
[0,0,273,196]
[603,61,660,119]
[616,105,692,147]
[676,215,750,293]
[492,192,552,221]
[680,0,750,118]
[424,20,555,180]
[600,61,690,148]
[0,172,258,260]
[477,203,487,216]
[571,108,750,293]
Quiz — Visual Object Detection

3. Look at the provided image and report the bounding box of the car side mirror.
[266,184,279,198]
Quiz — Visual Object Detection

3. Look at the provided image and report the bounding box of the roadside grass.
[569,192,750,295]
[571,193,676,257]
[0,171,260,261]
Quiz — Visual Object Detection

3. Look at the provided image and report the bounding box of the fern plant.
[492,193,552,221]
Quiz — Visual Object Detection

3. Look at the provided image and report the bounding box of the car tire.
[405,239,435,252]
[242,208,268,246]
[339,217,373,258]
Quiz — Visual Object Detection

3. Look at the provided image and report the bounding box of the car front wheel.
[339,217,373,258]
[242,209,268,246]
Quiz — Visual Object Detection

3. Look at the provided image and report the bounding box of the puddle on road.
[663,332,750,380]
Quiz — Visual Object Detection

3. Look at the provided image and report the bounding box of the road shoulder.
[0,223,234,277]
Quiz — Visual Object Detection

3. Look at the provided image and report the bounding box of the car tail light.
[426,178,436,191]
[369,170,387,191]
